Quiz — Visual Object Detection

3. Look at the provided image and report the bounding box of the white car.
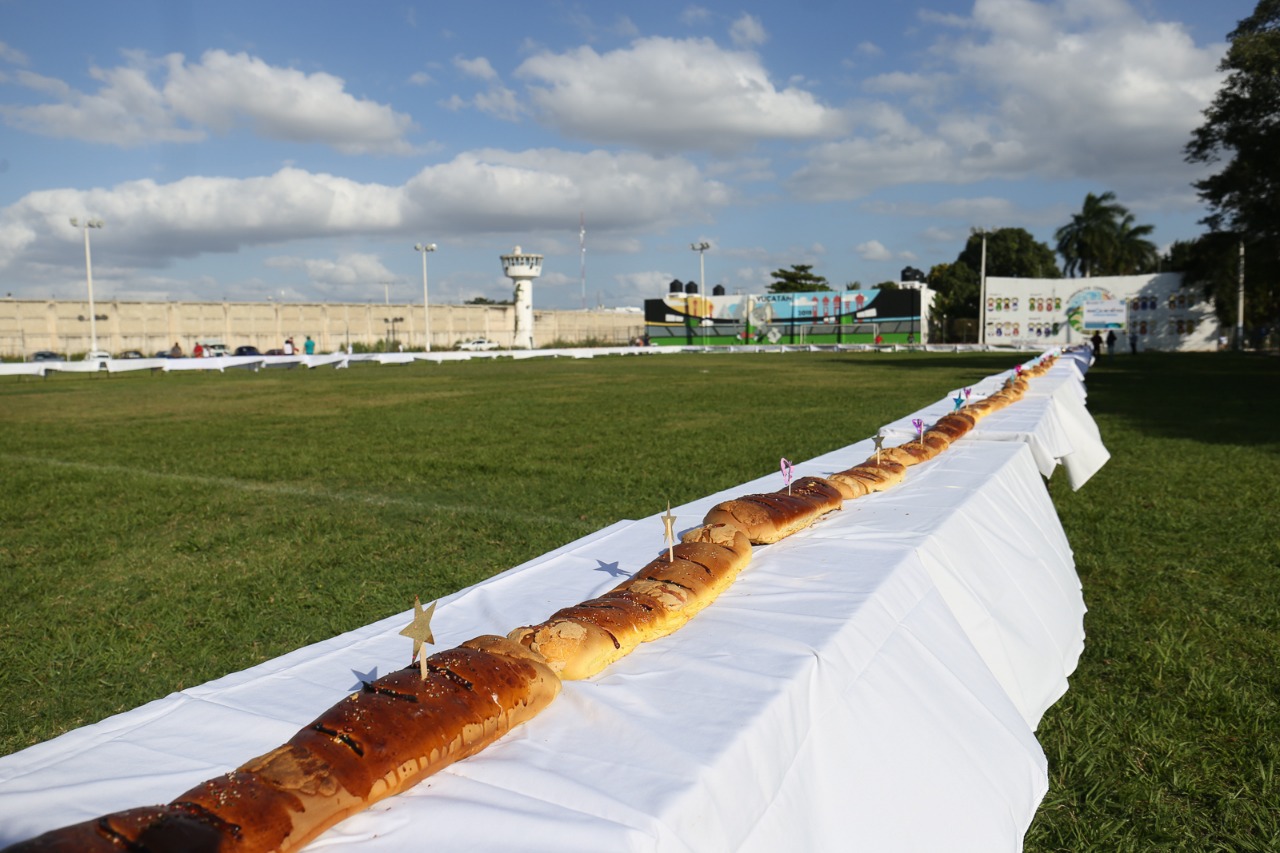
[458,338,500,351]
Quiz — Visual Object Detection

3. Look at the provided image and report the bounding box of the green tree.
[925,260,980,320]
[927,228,1059,320]
[1163,234,1280,338]
[1185,0,1280,246]
[1054,191,1126,276]
[959,227,1060,280]
[1055,191,1160,276]
[767,264,832,293]
[1112,213,1159,274]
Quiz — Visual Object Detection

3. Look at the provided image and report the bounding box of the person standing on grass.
[304,335,315,355]
[1090,331,1102,358]
[1106,330,1117,356]
[1129,330,1138,355]
[283,337,295,355]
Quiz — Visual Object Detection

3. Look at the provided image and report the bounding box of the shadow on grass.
[1081,352,1279,449]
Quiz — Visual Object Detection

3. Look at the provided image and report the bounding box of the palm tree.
[1055,191,1126,277]
[1112,213,1158,274]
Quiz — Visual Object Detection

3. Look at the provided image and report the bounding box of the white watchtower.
[501,245,543,349]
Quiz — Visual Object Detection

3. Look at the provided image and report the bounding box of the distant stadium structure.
[644,285,931,346]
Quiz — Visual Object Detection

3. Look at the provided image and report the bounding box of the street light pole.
[691,241,710,348]
[71,217,105,355]
[977,229,988,346]
[415,243,437,352]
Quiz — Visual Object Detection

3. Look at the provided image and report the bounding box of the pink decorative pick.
[1015,364,1024,376]
[780,457,795,494]
[912,418,924,442]
[964,387,972,403]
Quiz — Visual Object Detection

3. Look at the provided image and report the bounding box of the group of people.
[165,336,317,358]
[1090,329,1139,357]
[281,336,316,355]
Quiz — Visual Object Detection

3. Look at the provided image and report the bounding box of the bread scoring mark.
[427,663,475,691]
[95,816,143,850]
[311,723,365,757]
[361,681,420,702]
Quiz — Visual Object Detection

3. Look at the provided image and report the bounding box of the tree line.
[765,0,1277,339]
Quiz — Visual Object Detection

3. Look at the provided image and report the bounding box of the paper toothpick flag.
[780,457,795,494]
[662,502,677,562]
[399,596,437,673]
[912,418,924,442]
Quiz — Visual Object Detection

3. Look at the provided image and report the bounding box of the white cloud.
[729,14,767,48]
[472,86,525,121]
[680,6,712,26]
[516,36,846,152]
[791,0,1226,203]
[856,240,893,262]
[454,56,498,81]
[0,49,417,154]
[0,150,729,292]
[265,252,399,298]
[0,41,31,66]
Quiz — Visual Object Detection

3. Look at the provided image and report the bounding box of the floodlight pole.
[691,241,710,348]
[71,217,104,355]
[977,229,988,347]
[415,242,437,351]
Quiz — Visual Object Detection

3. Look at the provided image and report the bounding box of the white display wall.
[983,273,1220,352]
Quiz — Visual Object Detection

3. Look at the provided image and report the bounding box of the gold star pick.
[399,596,437,666]
[662,502,677,562]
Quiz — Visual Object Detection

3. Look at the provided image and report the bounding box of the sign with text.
[1081,299,1128,330]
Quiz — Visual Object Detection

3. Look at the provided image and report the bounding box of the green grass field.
[1,350,1277,848]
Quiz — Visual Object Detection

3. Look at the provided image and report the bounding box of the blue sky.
[0,0,1251,309]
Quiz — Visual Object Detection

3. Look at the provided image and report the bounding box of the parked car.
[153,350,173,358]
[86,349,112,361]
[200,342,230,357]
[116,350,145,359]
[234,345,262,357]
[264,348,285,356]
[458,338,500,351]
[30,350,64,362]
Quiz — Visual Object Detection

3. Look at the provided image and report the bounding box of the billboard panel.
[983,274,1218,352]
[1082,299,1128,330]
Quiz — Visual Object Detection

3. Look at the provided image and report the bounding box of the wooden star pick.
[399,596,437,665]
[662,502,677,562]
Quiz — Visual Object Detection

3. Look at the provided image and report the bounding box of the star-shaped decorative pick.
[953,392,965,411]
[662,502,678,562]
[399,596,437,669]
[873,432,885,464]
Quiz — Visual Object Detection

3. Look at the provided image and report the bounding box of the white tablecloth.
[879,354,1108,489]
[0,353,1101,852]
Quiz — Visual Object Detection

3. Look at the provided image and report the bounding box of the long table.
[0,350,1100,852]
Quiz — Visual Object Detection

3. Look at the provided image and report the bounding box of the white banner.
[1081,299,1127,330]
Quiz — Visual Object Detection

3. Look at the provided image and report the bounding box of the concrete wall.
[0,299,644,358]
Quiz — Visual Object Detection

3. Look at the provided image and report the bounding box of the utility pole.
[1236,240,1245,350]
